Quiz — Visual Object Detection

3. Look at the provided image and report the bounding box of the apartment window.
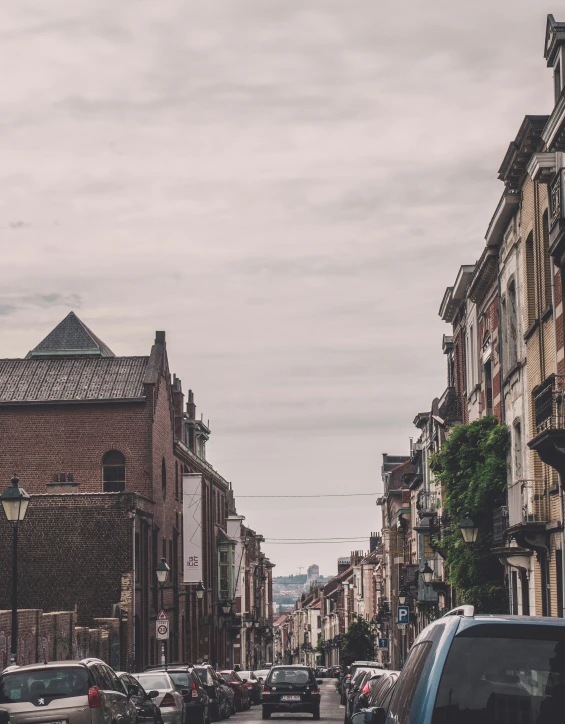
[513,421,523,479]
[467,323,476,391]
[508,280,518,369]
[484,360,493,415]
[175,462,179,500]
[557,550,564,618]
[525,232,536,326]
[162,457,167,500]
[103,450,126,492]
[543,210,552,310]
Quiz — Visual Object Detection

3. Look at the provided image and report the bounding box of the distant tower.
[307,564,320,582]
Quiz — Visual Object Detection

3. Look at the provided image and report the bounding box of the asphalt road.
[233,680,341,724]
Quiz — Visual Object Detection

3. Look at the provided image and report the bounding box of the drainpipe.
[550,256,565,616]
[131,508,136,670]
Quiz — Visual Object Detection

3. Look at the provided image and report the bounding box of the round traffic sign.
[157,624,168,635]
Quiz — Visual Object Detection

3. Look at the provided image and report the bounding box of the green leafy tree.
[340,616,375,665]
[429,416,509,613]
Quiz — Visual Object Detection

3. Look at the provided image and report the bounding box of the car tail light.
[311,687,320,698]
[160,693,176,708]
[262,685,271,697]
[88,687,101,708]
[192,681,199,699]
[361,682,371,695]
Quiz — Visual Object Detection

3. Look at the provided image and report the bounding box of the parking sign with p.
[397,605,409,625]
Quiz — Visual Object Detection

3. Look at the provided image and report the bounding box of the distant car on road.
[218,671,250,712]
[261,665,323,720]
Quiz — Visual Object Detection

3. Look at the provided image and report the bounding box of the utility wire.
[265,536,369,541]
[238,492,377,498]
[264,540,368,545]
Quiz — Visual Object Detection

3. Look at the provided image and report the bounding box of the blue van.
[371,605,565,724]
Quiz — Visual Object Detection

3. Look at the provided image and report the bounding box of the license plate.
[281,695,301,701]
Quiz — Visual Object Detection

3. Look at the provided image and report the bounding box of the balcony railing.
[507,479,549,528]
[416,490,440,515]
[492,506,509,547]
[534,375,565,433]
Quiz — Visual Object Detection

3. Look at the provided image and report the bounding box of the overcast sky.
[0,1,558,576]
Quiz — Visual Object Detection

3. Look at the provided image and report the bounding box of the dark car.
[350,672,400,724]
[141,665,210,724]
[236,671,261,704]
[193,666,231,721]
[118,672,162,724]
[345,669,382,724]
[357,671,399,711]
[261,665,323,720]
[218,671,250,712]
[341,662,381,706]
[373,606,565,724]
[0,659,137,724]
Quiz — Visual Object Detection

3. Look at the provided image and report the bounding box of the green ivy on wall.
[429,416,510,613]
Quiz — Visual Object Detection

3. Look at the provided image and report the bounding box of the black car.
[345,669,381,724]
[349,672,400,724]
[193,665,231,720]
[261,665,322,720]
[142,664,210,724]
[118,672,162,724]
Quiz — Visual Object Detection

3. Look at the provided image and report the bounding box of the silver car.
[0,659,137,724]
[133,673,185,724]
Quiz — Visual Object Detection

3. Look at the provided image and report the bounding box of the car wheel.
[262,709,271,720]
[313,708,321,721]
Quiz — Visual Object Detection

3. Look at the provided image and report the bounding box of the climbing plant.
[429,416,510,613]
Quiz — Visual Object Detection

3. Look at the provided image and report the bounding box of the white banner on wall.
[183,473,203,583]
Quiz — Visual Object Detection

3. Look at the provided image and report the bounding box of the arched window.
[103,450,126,492]
[162,457,167,500]
[508,280,518,370]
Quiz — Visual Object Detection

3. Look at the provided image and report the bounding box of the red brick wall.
[0,402,153,497]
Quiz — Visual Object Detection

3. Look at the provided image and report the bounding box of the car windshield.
[267,668,311,689]
[167,673,191,689]
[134,674,171,691]
[239,672,253,679]
[254,671,270,678]
[0,667,90,704]
[220,674,232,683]
[432,629,565,724]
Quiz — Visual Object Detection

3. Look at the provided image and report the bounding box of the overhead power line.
[264,540,368,545]
[265,536,370,541]
[238,492,377,498]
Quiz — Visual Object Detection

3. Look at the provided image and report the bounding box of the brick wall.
[0,609,119,668]
[0,402,153,498]
[0,494,133,627]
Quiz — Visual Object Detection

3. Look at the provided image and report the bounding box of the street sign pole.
[156,609,169,665]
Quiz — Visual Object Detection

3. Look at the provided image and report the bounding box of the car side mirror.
[148,690,159,700]
[358,694,369,707]
[365,708,386,724]
[317,680,323,685]
[127,685,138,698]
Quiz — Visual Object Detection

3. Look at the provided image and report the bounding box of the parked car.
[236,671,261,704]
[345,669,382,724]
[140,666,210,724]
[357,671,399,710]
[373,606,565,724]
[218,671,250,712]
[350,672,400,724]
[216,678,234,717]
[134,671,208,724]
[342,661,383,706]
[0,659,137,724]
[193,665,231,720]
[330,666,341,679]
[253,669,271,683]
[118,672,162,724]
[261,665,323,720]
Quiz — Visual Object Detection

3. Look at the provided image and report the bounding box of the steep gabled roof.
[27,312,115,358]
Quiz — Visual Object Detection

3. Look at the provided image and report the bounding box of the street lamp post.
[156,557,170,665]
[1,475,30,665]
[459,514,479,544]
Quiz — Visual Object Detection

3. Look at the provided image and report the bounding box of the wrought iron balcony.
[529,375,565,478]
[507,479,549,530]
[492,506,509,547]
[416,490,440,515]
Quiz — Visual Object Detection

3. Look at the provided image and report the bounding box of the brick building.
[0,312,271,670]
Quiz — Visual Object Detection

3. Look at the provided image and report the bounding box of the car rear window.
[0,667,90,704]
[220,673,232,683]
[267,668,312,687]
[432,629,565,724]
[134,674,170,691]
[167,672,192,689]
